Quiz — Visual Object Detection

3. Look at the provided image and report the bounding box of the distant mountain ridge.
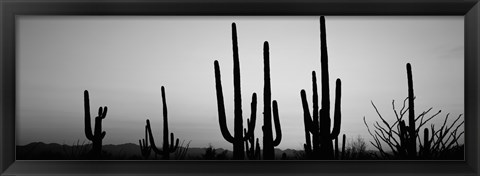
[16,142,303,160]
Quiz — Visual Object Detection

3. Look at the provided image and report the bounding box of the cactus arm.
[101,106,108,119]
[169,133,179,153]
[171,138,179,152]
[248,93,257,136]
[311,71,319,133]
[84,90,94,141]
[214,60,235,143]
[244,128,251,156]
[139,122,151,158]
[398,120,408,157]
[169,133,174,150]
[146,119,164,154]
[330,79,342,139]
[341,134,346,159]
[143,125,148,147]
[244,93,257,140]
[100,131,106,139]
[272,100,282,146]
[300,90,314,131]
[139,139,146,157]
[94,107,107,140]
[300,90,313,153]
[139,139,143,153]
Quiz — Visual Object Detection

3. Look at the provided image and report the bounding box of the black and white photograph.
[15,16,464,160]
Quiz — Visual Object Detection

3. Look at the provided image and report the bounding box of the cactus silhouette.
[146,86,180,160]
[139,123,151,159]
[84,90,108,158]
[396,63,417,159]
[300,16,342,160]
[341,134,346,159]
[214,22,257,160]
[262,41,282,160]
[406,63,417,158]
[419,128,431,158]
[245,118,261,160]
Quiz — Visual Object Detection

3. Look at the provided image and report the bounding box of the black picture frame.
[1,0,478,175]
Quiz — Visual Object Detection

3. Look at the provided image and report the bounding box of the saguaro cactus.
[300,16,342,160]
[301,72,320,159]
[84,90,108,158]
[396,63,417,159]
[146,86,180,160]
[214,22,257,160]
[139,123,151,159]
[244,125,261,160]
[406,63,417,158]
[262,41,282,160]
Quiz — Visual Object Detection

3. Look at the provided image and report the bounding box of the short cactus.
[139,123,151,159]
[244,125,261,160]
[84,90,108,158]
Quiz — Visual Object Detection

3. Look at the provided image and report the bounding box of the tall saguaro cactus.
[262,41,282,160]
[214,22,257,160]
[300,16,342,160]
[84,90,108,158]
[397,63,417,159]
[146,86,180,160]
[406,63,417,158]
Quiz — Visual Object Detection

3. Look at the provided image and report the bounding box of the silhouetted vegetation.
[261,41,283,160]
[145,86,180,160]
[214,22,258,160]
[173,140,191,160]
[84,90,108,159]
[139,122,151,159]
[17,17,464,161]
[342,135,377,160]
[201,145,230,160]
[62,140,89,159]
[364,63,464,160]
[300,16,343,160]
[244,123,261,160]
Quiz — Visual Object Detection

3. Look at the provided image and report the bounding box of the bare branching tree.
[363,63,464,159]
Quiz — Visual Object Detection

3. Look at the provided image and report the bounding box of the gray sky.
[16,16,464,150]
